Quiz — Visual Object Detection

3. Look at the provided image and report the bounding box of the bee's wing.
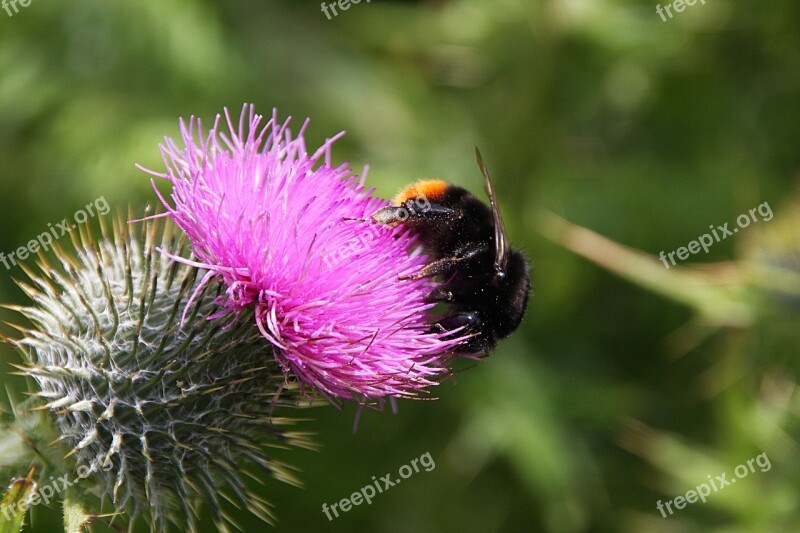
[475,147,509,276]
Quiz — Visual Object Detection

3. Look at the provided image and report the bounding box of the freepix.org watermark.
[1,457,113,520]
[656,0,706,22]
[0,196,110,271]
[656,452,771,517]
[321,0,370,20]
[2,0,32,17]
[321,451,435,521]
[324,224,384,270]
[331,190,432,269]
[658,201,772,269]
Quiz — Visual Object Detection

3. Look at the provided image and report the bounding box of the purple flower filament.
[140,105,467,401]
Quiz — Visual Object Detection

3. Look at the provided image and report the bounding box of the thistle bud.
[7,215,312,531]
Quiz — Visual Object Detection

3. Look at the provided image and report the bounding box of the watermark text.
[656,451,771,517]
[2,0,32,18]
[0,196,110,271]
[322,451,435,521]
[659,201,772,269]
[656,0,705,22]
[321,0,371,20]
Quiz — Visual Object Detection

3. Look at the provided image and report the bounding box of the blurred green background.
[2,0,800,531]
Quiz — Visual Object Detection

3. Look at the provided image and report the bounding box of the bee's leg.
[433,311,481,333]
[400,246,485,281]
[424,286,453,303]
[400,257,461,280]
[370,202,460,225]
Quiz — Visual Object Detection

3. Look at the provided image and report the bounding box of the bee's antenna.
[475,147,509,276]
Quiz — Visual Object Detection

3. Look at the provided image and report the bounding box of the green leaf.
[0,469,36,533]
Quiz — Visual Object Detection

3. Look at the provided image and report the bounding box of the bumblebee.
[370,148,530,354]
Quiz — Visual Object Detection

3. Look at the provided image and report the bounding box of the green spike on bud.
[6,213,314,532]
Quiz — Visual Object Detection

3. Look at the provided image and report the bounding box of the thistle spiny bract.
[6,213,313,532]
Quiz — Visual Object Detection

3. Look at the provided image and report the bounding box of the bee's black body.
[370,149,531,354]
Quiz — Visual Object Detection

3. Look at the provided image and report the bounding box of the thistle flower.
[6,215,312,532]
[140,104,466,401]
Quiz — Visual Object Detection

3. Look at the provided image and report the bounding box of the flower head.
[141,105,465,401]
[8,216,311,532]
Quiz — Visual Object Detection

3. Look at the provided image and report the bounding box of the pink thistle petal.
[141,104,468,401]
